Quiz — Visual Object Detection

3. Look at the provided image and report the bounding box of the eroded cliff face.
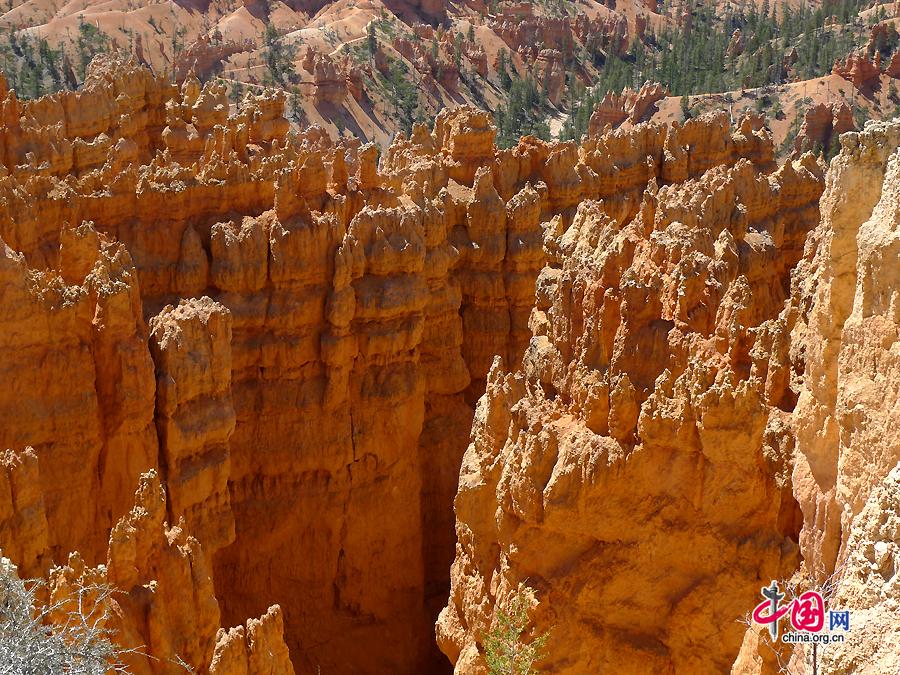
[7,49,898,675]
[436,120,827,673]
[779,120,900,674]
[0,52,608,673]
[436,114,900,675]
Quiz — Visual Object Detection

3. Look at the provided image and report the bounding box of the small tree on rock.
[484,583,552,675]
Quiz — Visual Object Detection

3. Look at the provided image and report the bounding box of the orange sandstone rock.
[437,126,824,675]
[792,102,854,158]
[588,81,669,135]
[0,50,877,675]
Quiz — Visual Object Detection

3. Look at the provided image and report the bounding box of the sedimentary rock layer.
[0,51,847,675]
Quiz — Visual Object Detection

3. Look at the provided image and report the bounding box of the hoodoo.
[3,47,900,675]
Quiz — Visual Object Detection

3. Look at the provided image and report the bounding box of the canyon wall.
[436,118,826,673]
[726,118,900,675]
[0,55,543,673]
[7,51,900,675]
[788,120,900,674]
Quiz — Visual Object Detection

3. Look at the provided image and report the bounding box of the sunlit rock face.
[437,116,827,675]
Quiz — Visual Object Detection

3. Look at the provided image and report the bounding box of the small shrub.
[0,559,134,675]
[484,583,552,675]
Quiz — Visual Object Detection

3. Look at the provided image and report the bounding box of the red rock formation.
[867,21,899,56]
[149,298,236,556]
[728,28,745,57]
[0,448,50,578]
[301,47,349,104]
[885,51,900,77]
[635,14,647,37]
[133,33,147,67]
[501,1,534,15]
[532,49,565,105]
[466,43,488,76]
[832,50,880,87]
[413,23,434,40]
[374,43,389,73]
[792,102,854,157]
[678,0,692,34]
[0,53,541,671]
[9,49,900,675]
[174,35,256,85]
[588,81,669,134]
[491,15,576,61]
[339,55,364,100]
[0,55,175,177]
[437,118,825,675]
[574,14,630,56]
[770,119,900,675]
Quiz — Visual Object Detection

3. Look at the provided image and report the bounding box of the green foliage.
[230,79,244,103]
[262,23,296,85]
[484,584,552,675]
[559,86,596,141]
[367,22,377,57]
[585,0,868,101]
[0,28,69,98]
[498,48,512,90]
[779,108,804,156]
[74,19,110,82]
[854,104,870,129]
[494,76,549,148]
[386,60,419,137]
[289,86,302,119]
[754,92,777,113]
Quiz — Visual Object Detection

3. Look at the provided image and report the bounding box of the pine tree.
[367,22,377,59]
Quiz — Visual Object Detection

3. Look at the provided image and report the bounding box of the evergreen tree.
[484,584,552,675]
